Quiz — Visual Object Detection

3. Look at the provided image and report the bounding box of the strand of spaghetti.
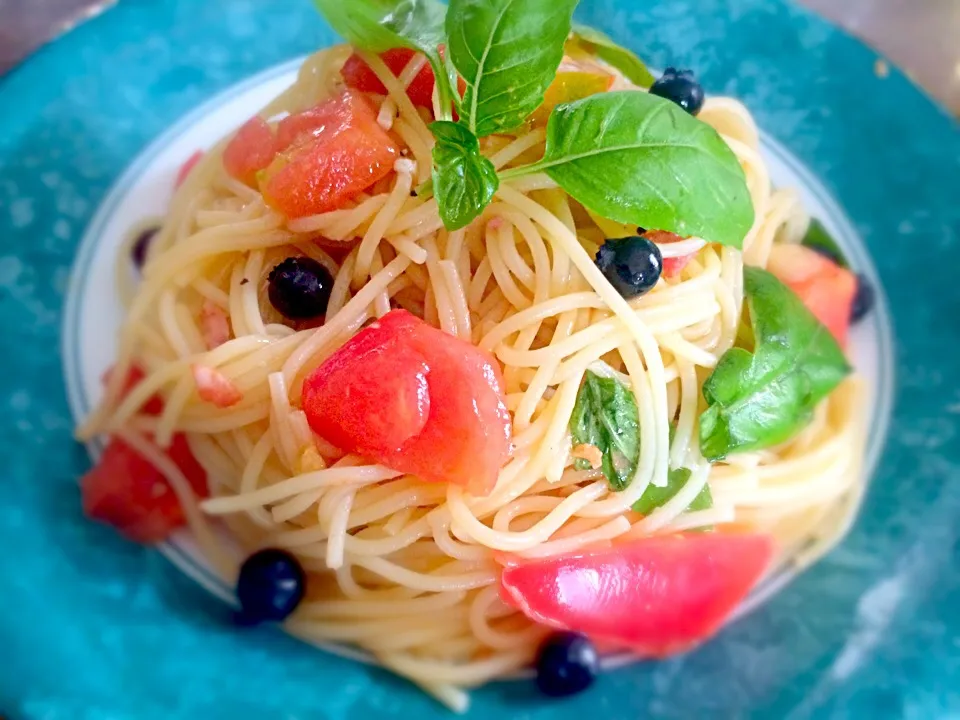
[438,260,472,338]
[325,485,358,569]
[489,129,546,169]
[354,165,415,283]
[201,465,404,513]
[350,555,497,592]
[376,649,530,686]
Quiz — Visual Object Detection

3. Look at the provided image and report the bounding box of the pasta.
[77,36,869,713]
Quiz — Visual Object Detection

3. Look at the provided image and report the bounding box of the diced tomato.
[530,69,613,126]
[175,150,204,188]
[222,117,279,186]
[302,309,512,496]
[102,364,164,416]
[199,300,231,350]
[644,229,697,278]
[82,435,208,544]
[500,533,774,656]
[192,364,243,408]
[259,91,398,219]
[766,243,857,345]
[341,48,438,108]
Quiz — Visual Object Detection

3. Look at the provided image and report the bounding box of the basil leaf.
[446,0,578,137]
[801,218,849,268]
[313,0,455,117]
[569,24,655,88]
[314,0,444,54]
[430,121,499,230]
[633,468,713,514]
[570,370,640,490]
[699,266,852,461]
[506,91,754,248]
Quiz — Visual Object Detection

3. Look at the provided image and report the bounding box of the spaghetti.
[77,38,869,712]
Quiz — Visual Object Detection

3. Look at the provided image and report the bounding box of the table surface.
[1,0,959,114]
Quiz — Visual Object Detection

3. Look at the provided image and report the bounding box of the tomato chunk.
[767,243,857,345]
[222,117,278,186]
[82,435,208,544]
[530,68,613,126]
[302,310,512,496]
[644,230,697,278]
[341,48,438,108]
[500,533,774,656]
[102,364,163,416]
[84,363,208,542]
[259,91,398,218]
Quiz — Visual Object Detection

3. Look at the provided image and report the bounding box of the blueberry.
[595,236,663,299]
[650,67,705,115]
[131,226,159,269]
[268,257,334,320]
[235,548,306,624]
[535,632,599,698]
[851,273,875,323]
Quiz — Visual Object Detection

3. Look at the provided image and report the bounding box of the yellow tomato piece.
[530,70,613,126]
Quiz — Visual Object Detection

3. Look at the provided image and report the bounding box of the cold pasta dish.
[76,0,876,711]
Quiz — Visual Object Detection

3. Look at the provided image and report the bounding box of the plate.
[2,0,959,718]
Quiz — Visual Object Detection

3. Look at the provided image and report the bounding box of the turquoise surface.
[1,0,958,718]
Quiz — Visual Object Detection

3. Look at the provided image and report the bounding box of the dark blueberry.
[650,67,705,115]
[595,235,663,299]
[268,256,334,320]
[851,273,875,323]
[235,548,306,624]
[535,632,599,698]
[131,226,159,269]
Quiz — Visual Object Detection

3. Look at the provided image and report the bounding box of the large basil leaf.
[568,24,655,88]
[699,266,851,461]
[632,468,713,514]
[430,121,499,230]
[313,0,455,115]
[570,370,640,490]
[507,91,754,248]
[446,0,578,137]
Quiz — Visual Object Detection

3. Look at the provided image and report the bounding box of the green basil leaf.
[507,91,754,248]
[570,370,640,490]
[801,218,849,268]
[569,24,655,88]
[430,121,499,230]
[446,0,579,137]
[699,266,852,461]
[632,468,713,515]
[313,0,456,117]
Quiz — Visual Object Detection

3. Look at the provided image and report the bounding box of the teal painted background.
[1,0,958,718]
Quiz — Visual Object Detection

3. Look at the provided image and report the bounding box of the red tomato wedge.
[175,150,204,188]
[259,91,398,219]
[102,364,164,416]
[82,364,208,543]
[766,243,857,345]
[644,229,697,278]
[500,533,774,656]
[222,117,278,186]
[341,48,438,108]
[82,436,208,543]
[302,310,512,496]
